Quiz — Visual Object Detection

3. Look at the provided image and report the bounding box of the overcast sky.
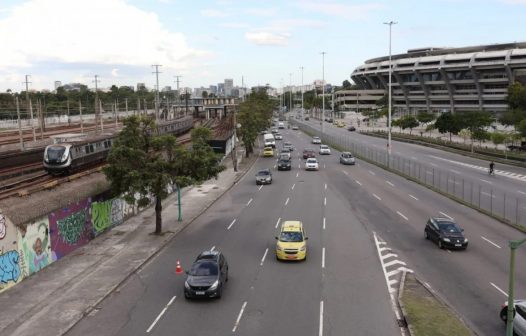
[0,0,525,92]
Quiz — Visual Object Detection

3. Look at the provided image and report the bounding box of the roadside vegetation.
[103,115,224,234]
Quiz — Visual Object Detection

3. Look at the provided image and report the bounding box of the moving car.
[275,221,308,261]
[500,300,526,336]
[274,133,283,140]
[278,122,285,129]
[424,217,468,250]
[283,142,294,151]
[305,158,319,171]
[312,136,321,144]
[263,133,275,148]
[271,128,278,134]
[263,147,274,157]
[304,116,310,120]
[277,158,292,170]
[348,126,356,131]
[302,148,316,159]
[184,250,229,299]
[336,121,345,128]
[291,125,299,130]
[279,152,291,160]
[319,145,331,155]
[340,152,356,165]
[255,169,273,185]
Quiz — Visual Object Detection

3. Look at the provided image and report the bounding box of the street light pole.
[289,73,293,114]
[300,66,304,120]
[384,21,397,168]
[506,237,526,336]
[321,51,326,137]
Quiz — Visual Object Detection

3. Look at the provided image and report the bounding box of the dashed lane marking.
[258,185,263,191]
[373,194,381,201]
[232,301,248,332]
[481,236,502,249]
[396,211,408,221]
[260,248,269,266]
[246,198,253,206]
[355,180,362,186]
[409,194,418,201]
[386,181,394,187]
[285,197,290,206]
[275,217,281,228]
[368,170,376,175]
[490,282,508,297]
[227,219,237,230]
[146,296,177,333]
[439,211,453,219]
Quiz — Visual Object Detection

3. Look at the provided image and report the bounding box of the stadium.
[340,42,526,114]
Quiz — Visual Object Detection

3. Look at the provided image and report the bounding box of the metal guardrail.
[294,120,526,230]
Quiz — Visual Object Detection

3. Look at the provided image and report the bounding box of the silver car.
[500,300,526,335]
[340,152,355,165]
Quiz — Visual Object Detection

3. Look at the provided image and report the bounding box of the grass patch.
[401,273,473,336]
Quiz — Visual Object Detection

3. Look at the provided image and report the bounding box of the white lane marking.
[273,164,276,169]
[518,190,526,195]
[355,180,362,186]
[373,193,382,201]
[343,170,349,175]
[439,211,453,220]
[260,248,269,266]
[324,197,327,206]
[296,172,299,177]
[285,197,290,206]
[490,282,508,297]
[323,217,326,230]
[368,170,376,175]
[446,249,452,254]
[232,301,248,332]
[324,164,326,168]
[397,211,408,221]
[292,183,296,190]
[227,219,237,230]
[409,194,418,201]
[210,246,215,251]
[322,247,326,268]
[386,181,394,187]
[480,179,492,184]
[319,301,324,336]
[481,236,502,249]
[258,185,263,191]
[324,183,327,190]
[275,217,281,229]
[298,164,301,169]
[450,169,460,174]
[146,296,176,333]
[246,198,253,206]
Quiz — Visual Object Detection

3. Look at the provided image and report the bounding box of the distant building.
[54,81,62,90]
[119,85,134,91]
[217,83,225,96]
[137,83,146,91]
[224,79,233,96]
[62,83,84,92]
[209,85,217,94]
[162,86,172,92]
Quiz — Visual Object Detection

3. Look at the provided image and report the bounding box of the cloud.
[111,68,120,77]
[200,9,229,17]
[219,22,250,29]
[500,0,526,3]
[244,8,277,16]
[245,32,290,46]
[296,1,383,20]
[269,19,327,30]
[0,0,203,71]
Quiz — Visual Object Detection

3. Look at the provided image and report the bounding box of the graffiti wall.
[91,198,124,236]
[48,198,93,261]
[0,210,22,291]
[17,216,53,278]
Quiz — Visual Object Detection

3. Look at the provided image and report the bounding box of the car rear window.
[257,171,270,176]
[438,223,461,233]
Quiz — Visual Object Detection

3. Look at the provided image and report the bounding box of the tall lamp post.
[289,73,293,114]
[383,21,397,168]
[300,66,304,120]
[321,51,326,137]
[506,237,526,336]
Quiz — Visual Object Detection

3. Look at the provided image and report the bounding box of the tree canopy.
[103,116,224,234]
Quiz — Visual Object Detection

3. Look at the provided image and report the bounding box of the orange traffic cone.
[175,260,183,274]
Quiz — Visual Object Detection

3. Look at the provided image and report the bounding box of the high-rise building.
[224,79,233,96]
[217,83,225,96]
[162,86,172,92]
[209,85,217,94]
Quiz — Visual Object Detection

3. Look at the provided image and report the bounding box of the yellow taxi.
[275,221,308,261]
[337,120,346,128]
[263,147,274,157]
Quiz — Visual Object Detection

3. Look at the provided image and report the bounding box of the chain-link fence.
[295,120,526,229]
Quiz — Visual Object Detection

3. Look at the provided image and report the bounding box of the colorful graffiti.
[111,198,124,226]
[17,216,52,276]
[91,200,112,235]
[0,250,20,284]
[48,198,92,261]
[0,211,22,292]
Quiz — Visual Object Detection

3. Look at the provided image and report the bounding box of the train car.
[43,116,194,175]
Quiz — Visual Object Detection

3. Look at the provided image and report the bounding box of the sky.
[0,0,525,92]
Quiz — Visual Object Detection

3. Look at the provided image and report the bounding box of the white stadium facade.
[335,42,526,115]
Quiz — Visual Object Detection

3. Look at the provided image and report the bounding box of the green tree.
[459,110,493,150]
[400,115,419,135]
[417,111,434,124]
[425,123,435,136]
[472,129,490,145]
[434,112,464,141]
[103,116,223,234]
[238,89,275,156]
[342,80,352,90]
[517,119,526,138]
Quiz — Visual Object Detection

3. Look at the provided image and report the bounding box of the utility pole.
[93,75,101,134]
[152,64,162,123]
[289,73,293,114]
[23,75,36,141]
[321,51,326,136]
[79,100,84,133]
[384,21,397,168]
[174,75,182,117]
[300,66,304,120]
[16,96,24,150]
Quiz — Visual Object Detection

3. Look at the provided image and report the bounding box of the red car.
[302,148,316,159]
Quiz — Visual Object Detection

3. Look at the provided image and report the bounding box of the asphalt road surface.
[67,124,526,336]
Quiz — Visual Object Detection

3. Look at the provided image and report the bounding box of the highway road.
[67,123,526,336]
[301,117,526,227]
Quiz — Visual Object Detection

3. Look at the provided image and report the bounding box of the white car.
[305,158,319,171]
[275,133,283,140]
[312,137,321,144]
[319,145,331,155]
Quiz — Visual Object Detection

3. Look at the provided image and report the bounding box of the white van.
[263,133,276,148]
[278,122,285,129]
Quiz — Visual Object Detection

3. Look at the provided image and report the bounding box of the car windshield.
[257,170,270,176]
[342,153,352,158]
[189,261,218,276]
[438,223,462,233]
[280,231,303,242]
[321,145,328,149]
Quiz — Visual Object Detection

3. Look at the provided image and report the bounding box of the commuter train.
[43,116,193,175]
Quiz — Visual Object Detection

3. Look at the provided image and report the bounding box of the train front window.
[47,146,66,160]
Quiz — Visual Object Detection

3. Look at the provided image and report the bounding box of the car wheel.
[500,306,508,322]
[424,231,429,240]
[438,240,443,249]
[216,285,222,299]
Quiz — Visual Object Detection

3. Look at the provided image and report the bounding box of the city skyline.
[1,0,525,92]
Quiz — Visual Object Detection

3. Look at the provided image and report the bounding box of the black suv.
[424,217,468,250]
[278,158,292,170]
[184,250,229,299]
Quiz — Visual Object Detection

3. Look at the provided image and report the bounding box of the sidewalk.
[0,147,256,336]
